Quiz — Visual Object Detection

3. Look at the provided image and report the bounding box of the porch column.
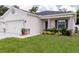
[68,17,75,32]
[48,18,51,29]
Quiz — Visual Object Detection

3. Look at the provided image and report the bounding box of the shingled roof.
[36,11,72,15]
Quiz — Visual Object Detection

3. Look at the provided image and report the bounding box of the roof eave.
[39,13,75,19]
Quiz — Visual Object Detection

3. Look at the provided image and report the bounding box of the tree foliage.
[0,5,9,16]
[12,5,19,9]
[29,6,38,13]
[76,9,79,24]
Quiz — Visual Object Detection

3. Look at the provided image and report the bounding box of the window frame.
[57,20,66,30]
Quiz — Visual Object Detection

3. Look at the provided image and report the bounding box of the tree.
[61,8,67,12]
[76,9,79,24]
[56,5,62,11]
[56,5,68,12]
[12,5,19,9]
[29,6,38,13]
[0,5,9,16]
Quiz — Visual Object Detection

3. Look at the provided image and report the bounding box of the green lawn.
[0,33,79,53]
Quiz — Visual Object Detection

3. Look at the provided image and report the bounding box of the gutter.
[38,13,75,19]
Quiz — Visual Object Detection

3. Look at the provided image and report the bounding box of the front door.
[45,21,48,30]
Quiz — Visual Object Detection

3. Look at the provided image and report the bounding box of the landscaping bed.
[42,28,74,36]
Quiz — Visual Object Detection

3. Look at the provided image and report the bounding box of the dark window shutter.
[55,20,57,28]
[66,20,68,28]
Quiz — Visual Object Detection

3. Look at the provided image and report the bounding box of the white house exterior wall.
[68,17,75,32]
[0,7,43,36]
[25,15,43,36]
[0,22,5,32]
[3,8,27,21]
[50,20,55,28]
[0,8,27,35]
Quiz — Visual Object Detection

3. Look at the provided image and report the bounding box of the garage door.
[6,21,24,35]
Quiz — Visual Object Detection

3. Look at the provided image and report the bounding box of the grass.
[0,33,79,53]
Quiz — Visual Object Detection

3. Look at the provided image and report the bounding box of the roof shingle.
[36,11,72,15]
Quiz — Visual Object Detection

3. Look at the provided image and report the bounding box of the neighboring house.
[0,7,76,37]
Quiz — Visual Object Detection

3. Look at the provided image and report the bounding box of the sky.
[0,0,79,12]
[19,5,79,12]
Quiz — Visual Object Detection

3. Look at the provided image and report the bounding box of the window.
[57,20,66,30]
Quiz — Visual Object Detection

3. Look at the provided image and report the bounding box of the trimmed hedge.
[75,27,78,33]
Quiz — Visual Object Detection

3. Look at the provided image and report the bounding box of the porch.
[42,17,75,32]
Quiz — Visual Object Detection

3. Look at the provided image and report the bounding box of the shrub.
[42,31,47,34]
[47,31,53,35]
[75,27,78,33]
[55,31,62,36]
[43,27,73,36]
[52,27,58,33]
[42,31,55,35]
[51,32,55,35]
[60,28,67,35]
[42,31,51,35]
[44,27,58,33]
[66,30,73,36]
[46,29,53,32]
[60,28,73,36]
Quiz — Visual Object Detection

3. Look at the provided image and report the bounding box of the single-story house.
[0,7,76,37]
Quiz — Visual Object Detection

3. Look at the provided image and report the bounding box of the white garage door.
[6,21,24,35]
